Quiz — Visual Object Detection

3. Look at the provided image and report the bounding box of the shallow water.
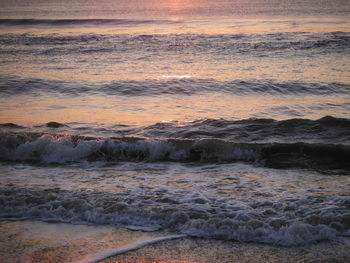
[1,162,349,246]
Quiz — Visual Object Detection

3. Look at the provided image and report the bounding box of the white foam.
[1,161,349,246]
[10,134,101,163]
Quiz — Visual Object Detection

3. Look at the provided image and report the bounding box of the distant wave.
[0,18,179,27]
[1,76,349,97]
[1,31,349,55]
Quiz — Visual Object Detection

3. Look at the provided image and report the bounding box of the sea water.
[0,0,349,251]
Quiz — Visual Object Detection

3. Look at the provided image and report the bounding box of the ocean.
[0,0,350,261]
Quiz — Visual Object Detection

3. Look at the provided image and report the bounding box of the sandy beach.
[1,221,349,263]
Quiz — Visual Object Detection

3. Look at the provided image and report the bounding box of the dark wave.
[0,123,24,129]
[0,131,349,171]
[0,76,349,97]
[0,18,177,27]
[135,116,350,144]
[1,32,349,56]
[1,115,349,143]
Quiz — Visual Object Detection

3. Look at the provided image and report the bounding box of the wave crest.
[0,132,349,171]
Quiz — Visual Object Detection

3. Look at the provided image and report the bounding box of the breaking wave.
[0,130,349,171]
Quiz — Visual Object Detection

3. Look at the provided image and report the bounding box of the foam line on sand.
[76,234,187,263]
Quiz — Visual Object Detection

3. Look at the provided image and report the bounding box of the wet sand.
[102,237,350,263]
[1,221,349,263]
